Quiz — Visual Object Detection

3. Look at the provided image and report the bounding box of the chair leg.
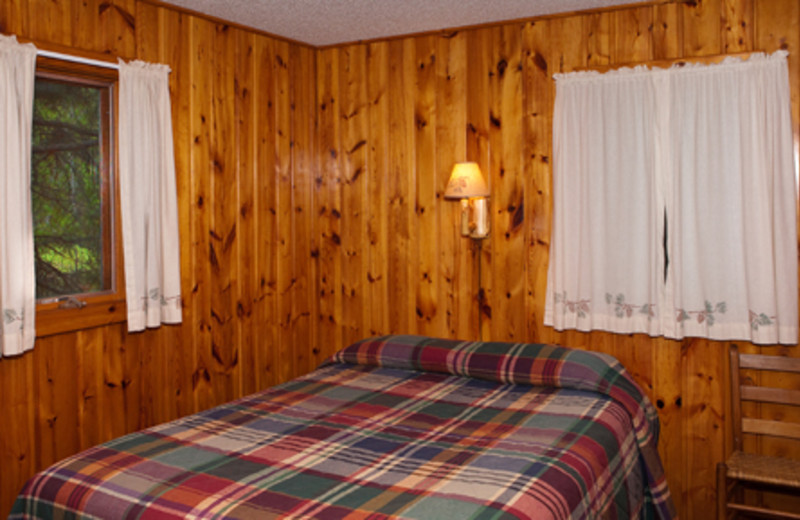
[717,462,729,520]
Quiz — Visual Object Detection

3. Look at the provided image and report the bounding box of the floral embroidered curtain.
[545,51,797,344]
[118,60,182,332]
[0,35,37,357]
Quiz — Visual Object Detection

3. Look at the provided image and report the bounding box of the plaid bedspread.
[11,335,676,519]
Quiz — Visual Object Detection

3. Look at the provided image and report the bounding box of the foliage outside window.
[32,77,110,298]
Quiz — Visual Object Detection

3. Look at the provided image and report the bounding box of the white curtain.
[0,35,37,357]
[118,60,182,332]
[545,51,797,345]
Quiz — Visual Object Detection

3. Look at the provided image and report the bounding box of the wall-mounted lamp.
[444,162,490,239]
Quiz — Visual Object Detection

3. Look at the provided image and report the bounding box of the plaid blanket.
[11,335,676,519]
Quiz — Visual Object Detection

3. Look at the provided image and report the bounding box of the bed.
[10,335,676,519]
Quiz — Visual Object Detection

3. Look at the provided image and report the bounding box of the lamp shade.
[444,162,489,199]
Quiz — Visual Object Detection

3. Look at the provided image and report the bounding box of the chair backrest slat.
[739,353,800,373]
[742,418,800,441]
[741,386,800,407]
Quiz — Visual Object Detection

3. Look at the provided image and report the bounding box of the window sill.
[35,295,127,338]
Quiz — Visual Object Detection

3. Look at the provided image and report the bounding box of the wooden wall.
[314,0,800,514]
[1,0,798,517]
[0,0,320,515]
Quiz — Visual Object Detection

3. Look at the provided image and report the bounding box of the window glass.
[32,75,112,300]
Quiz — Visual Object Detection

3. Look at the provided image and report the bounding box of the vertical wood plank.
[103,0,136,58]
[254,35,280,387]
[102,324,128,441]
[275,39,294,382]
[236,29,257,396]
[683,339,725,517]
[290,43,316,374]
[433,32,455,339]
[0,0,24,36]
[22,0,71,47]
[414,36,440,337]
[36,336,80,466]
[209,24,240,401]
[366,41,390,338]
[550,15,587,74]
[76,329,104,450]
[339,44,368,348]
[522,19,556,345]
[614,7,654,63]
[0,353,36,517]
[722,0,753,53]
[315,47,344,360]
[122,331,143,430]
[488,24,525,342]
[652,338,686,519]
[387,38,416,335]
[653,3,684,60]
[585,12,612,66]
[189,15,215,412]
[71,0,102,52]
[682,0,723,56]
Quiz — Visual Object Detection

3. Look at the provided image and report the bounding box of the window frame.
[33,55,126,337]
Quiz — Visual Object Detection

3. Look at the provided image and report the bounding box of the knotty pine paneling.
[1,0,799,518]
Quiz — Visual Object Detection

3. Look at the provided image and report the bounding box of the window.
[33,57,125,336]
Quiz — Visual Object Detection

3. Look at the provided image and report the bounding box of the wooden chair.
[717,344,800,519]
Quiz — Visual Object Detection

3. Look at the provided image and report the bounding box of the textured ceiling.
[159,0,641,47]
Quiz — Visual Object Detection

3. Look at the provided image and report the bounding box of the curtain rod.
[580,51,756,74]
[37,49,119,70]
